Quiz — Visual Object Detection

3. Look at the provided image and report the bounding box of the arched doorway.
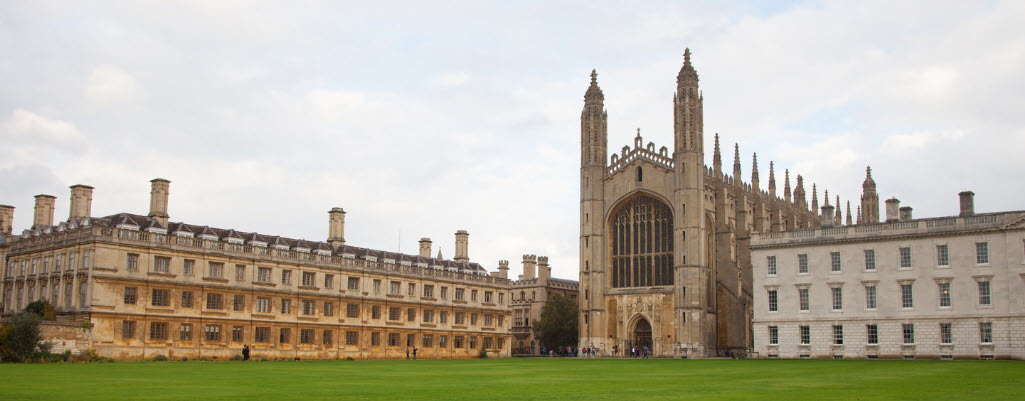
[634,318,652,351]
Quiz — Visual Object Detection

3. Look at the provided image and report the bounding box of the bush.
[152,355,169,362]
[229,355,242,361]
[24,300,57,321]
[479,349,489,359]
[345,356,355,361]
[0,312,43,362]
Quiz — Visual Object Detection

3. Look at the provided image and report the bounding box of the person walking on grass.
[413,347,418,360]
[406,348,410,360]
[242,345,250,362]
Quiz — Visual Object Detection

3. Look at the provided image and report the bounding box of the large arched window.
[611,195,674,288]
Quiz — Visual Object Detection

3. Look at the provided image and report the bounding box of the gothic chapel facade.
[578,49,823,357]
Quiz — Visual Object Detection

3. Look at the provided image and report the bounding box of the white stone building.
[752,190,1025,360]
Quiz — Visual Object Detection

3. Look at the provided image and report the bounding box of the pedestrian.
[406,348,410,360]
[413,347,418,360]
[242,344,250,362]
[643,346,649,359]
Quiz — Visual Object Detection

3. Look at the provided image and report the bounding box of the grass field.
[1,358,1023,400]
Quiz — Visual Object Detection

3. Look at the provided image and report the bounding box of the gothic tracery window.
[611,195,674,288]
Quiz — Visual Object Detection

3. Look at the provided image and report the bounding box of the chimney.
[69,184,94,220]
[496,260,509,279]
[885,198,900,222]
[0,204,14,234]
[820,204,835,227]
[33,194,57,228]
[959,191,975,216]
[899,206,913,222]
[328,208,346,248]
[148,178,170,226]
[454,230,469,262]
[418,238,432,258]
[522,254,537,280]
[538,256,550,281]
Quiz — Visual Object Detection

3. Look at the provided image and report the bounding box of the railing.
[753,212,1018,243]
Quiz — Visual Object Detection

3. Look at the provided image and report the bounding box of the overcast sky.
[2,1,1023,280]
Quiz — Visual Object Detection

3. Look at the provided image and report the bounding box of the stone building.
[510,255,579,354]
[578,49,832,357]
[751,180,1025,359]
[0,179,513,360]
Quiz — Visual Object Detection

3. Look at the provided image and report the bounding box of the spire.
[768,162,776,191]
[733,143,742,182]
[860,165,880,224]
[677,48,699,86]
[783,169,791,202]
[835,195,842,225]
[824,189,830,206]
[437,249,443,260]
[811,183,818,212]
[857,205,862,224]
[712,133,722,175]
[584,69,604,105]
[751,153,759,191]
[846,201,853,225]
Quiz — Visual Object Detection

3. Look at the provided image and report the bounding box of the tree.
[532,292,579,352]
[24,300,57,321]
[0,311,43,362]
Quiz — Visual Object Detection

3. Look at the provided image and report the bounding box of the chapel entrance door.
[634,318,652,351]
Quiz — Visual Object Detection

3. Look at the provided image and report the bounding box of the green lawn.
[0,358,1022,400]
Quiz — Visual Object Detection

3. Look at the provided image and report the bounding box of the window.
[422,334,433,348]
[901,283,914,308]
[324,302,334,317]
[302,272,316,287]
[482,337,493,350]
[902,324,915,344]
[798,288,809,311]
[439,335,448,348]
[83,250,90,269]
[768,326,779,345]
[498,293,504,304]
[936,245,949,266]
[325,274,334,289]
[484,314,493,327]
[899,247,912,269]
[256,297,271,313]
[407,308,416,322]
[454,336,465,348]
[302,300,316,316]
[867,324,878,345]
[127,253,139,271]
[346,303,359,318]
[258,267,272,282]
[408,283,416,296]
[42,256,49,273]
[439,310,447,324]
[830,252,841,272]
[124,287,137,305]
[976,242,989,264]
[424,285,434,298]
[180,324,193,341]
[281,269,292,284]
[978,281,991,305]
[455,312,465,325]
[423,309,433,323]
[373,279,381,293]
[280,299,291,314]
[767,256,777,275]
[832,325,843,345]
[980,322,993,343]
[235,265,246,281]
[390,281,401,294]
[154,256,170,274]
[206,293,223,310]
[150,322,168,340]
[122,321,135,339]
[208,262,223,278]
[865,285,877,310]
[864,250,876,270]
[471,289,478,301]
[371,305,381,319]
[767,289,778,312]
[233,295,246,311]
[183,259,195,276]
[345,331,358,346]
[69,253,76,271]
[64,283,72,309]
[348,277,359,291]
[79,282,88,308]
[470,313,478,326]
[232,326,244,342]
[440,286,448,299]
[389,307,400,321]
[469,337,478,349]
[181,291,194,308]
[151,289,170,307]
[371,332,380,346]
[388,333,400,347]
[940,323,953,344]
[55,254,62,272]
[300,329,314,344]
[205,325,221,341]
[800,326,810,345]
[831,287,843,310]
[798,254,808,274]
[407,334,415,347]
[323,330,333,346]
[938,282,951,307]
[610,195,674,287]
[279,328,290,344]
[254,327,270,343]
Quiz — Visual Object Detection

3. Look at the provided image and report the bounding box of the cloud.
[84,66,141,104]
[0,109,84,143]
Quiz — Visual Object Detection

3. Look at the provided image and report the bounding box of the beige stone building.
[579,49,831,357]
[1,180,513,360]
[510,255,579,354]
[752,182,1025,359]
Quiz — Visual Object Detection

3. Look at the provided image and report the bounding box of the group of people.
[406,347,418,360]
[628,346,650,359]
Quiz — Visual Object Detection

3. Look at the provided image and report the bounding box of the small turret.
[835,195,842,225]
[783,169,791,203]
[751,153,760,192]
[846,201,853,226]
[768,162,776,199]
[732,143,741,186]
[712,134,722,177]
[811,184,819,213]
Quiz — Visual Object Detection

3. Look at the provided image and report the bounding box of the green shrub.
[24,300,57,321]
[0,311,43,362]
[152,355,169,362]
[345,356,355,361]
[478,349,489,359]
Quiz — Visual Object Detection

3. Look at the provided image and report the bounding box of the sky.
[2,1,1023,281]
